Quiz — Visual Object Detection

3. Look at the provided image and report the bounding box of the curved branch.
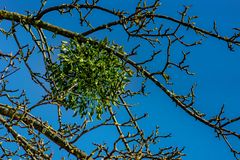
[35,4,119,20]
[0,9,232,134]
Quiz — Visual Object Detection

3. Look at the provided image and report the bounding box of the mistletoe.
[47,38,133,119]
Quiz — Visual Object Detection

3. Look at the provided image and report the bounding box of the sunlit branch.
[0,104,92,160]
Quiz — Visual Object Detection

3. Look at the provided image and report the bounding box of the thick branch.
[0,115,49,159]
[0,10,86,42]
[0,104,92,160]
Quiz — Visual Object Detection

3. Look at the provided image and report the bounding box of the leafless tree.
[0,0,240,159]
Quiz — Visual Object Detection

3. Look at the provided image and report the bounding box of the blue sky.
[0,0,240,159]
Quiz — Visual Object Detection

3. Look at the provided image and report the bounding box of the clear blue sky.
[0,0,240,159]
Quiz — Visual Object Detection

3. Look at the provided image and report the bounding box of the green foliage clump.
[47,38,132,119]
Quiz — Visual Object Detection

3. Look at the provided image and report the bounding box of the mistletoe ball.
[47,38,132,119]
